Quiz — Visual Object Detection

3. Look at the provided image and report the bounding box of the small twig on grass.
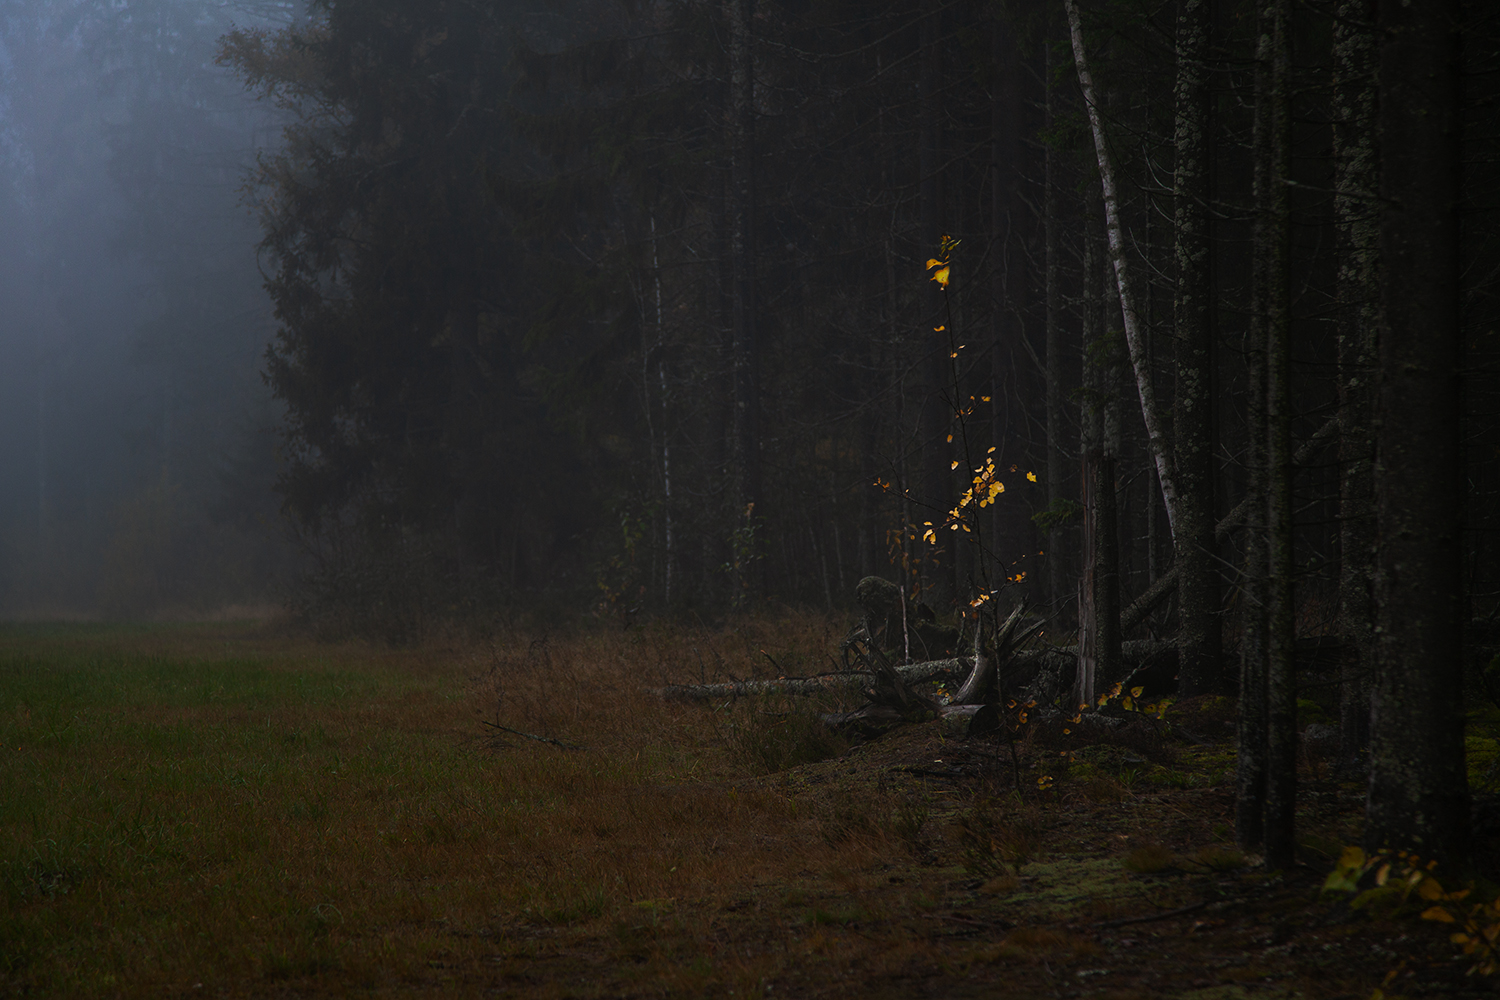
[481,720,586,750]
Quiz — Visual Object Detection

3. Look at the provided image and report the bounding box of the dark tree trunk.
[1263,0,1298,871]
[1043,32,1069,622]
[728,0,761,603]
[1365,0,1469,865]
[1078,218,1121,708]
[920,8,951,607]
[1236,24,1274,855]
[1332,0,1378,770]
[1172,0,1220,697]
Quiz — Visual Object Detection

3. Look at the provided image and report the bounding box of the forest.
[205,0,1497,862]
[3,0,1500,993]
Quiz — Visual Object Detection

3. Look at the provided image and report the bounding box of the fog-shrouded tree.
[0,0,297,617]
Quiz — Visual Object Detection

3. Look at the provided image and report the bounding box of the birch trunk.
[1063,0,1181,542]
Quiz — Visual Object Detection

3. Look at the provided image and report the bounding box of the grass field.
[1,617,1492,998]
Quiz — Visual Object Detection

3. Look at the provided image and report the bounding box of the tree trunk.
[1365,0,1469,865]
[920,8,951,607]
[1236,25,1274,855]
[1043,32,1069,623]
[991,17,1013,600]
[1172,0,1220,697]
[1078,218,1121,708]
[728,0,761,604]
[1263,0,1297,870]
[1331,0,1378,769]
[1064,0,1183,543]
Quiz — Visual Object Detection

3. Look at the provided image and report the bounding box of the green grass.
[1,624,483,990]
[0,618,839,996]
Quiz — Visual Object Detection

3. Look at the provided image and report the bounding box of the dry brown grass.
[1121,841,1177,873]
[1,615,1469,999]
[0,613,889,997]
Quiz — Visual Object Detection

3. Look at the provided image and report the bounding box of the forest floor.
[1,614,1495,999]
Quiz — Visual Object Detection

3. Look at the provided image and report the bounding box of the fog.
[0,1,300,617]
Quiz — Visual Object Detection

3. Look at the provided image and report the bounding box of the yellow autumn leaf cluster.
[1323,848,1500,978]
[926,235,960,290]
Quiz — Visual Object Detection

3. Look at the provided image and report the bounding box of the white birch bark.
[1063,0,1181,542]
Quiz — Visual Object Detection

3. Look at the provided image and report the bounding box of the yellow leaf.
[1376,863,1391,886]
[1419,877,1445,901]
[1422,905,1456,923]
[1130,686,1144,698]
[951,460,960,470]
[1027,471,1037,482]
[934,325,945,331]
[926,258,944,270]
[1339,846,1367,871]
[946,433,953,443]
[922,528,936,545]
[931,265,950,288]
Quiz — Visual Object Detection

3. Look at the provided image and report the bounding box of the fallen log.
[656,639,1174,706]
[654,658,973,702]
